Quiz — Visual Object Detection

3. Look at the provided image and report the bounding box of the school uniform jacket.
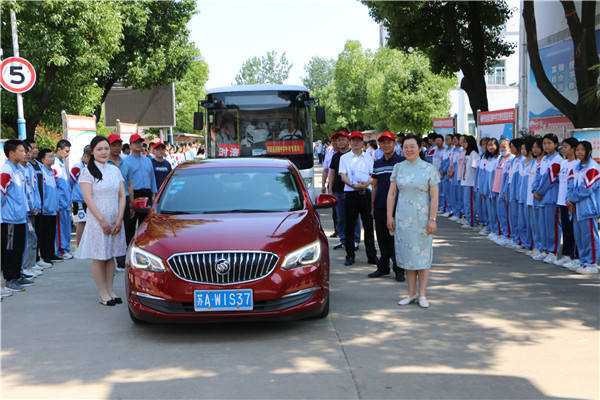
[567,159,600,221]
[0,161,28,224]
[534,152,563,205]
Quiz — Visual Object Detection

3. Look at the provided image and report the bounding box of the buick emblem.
[215,258,231,275]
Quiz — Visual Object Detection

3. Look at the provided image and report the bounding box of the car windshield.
[157,167,305,214]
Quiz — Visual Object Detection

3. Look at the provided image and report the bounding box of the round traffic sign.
[0,57,36,93]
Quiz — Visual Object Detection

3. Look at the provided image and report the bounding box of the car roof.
[207,84,309,95]
[176,157,295,170]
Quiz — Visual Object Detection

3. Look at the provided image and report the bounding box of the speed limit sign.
[0,57,36,93]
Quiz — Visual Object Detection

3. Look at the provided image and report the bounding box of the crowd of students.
[0,135,204,299]
[427,132,599,275]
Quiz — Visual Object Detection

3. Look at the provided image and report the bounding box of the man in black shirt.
[370,132,405,281]
[328,131,360,251]
[151,142,172,189]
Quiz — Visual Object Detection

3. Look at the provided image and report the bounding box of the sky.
[188,0,381,89]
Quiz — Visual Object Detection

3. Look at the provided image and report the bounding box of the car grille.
[167,251,280,284]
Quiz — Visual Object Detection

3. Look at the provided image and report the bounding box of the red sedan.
[126,158,337,323]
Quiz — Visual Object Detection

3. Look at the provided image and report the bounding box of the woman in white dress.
[75,136,127,306]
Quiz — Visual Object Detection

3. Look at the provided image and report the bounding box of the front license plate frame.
[194,289,253,312]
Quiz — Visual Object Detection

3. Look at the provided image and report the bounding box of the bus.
[194,84,324,196]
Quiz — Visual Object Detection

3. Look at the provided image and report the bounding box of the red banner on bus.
[218,144,241,157]
[266,141,305,155]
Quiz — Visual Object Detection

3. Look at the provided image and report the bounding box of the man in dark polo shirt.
[328,131,361,251]
[370,131,405,281]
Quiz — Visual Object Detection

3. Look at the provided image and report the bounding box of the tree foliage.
[235,51,292,85]
[0,0,198,139]
[175,49,209,134]
[302,56,335,93]
[305,41,454,140]
[363,1,514,121]
[523,1,600,128]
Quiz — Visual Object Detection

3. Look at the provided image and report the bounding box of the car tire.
[316,295,329,319]
[129,308,147,325]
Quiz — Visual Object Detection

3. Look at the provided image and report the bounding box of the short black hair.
[542,133,559,145]
[562,137,579,149]
[23,138,36,147]
[122,143,130,150]
[56,139,71,150]
[3,139,23,158]
[37,148,53,162]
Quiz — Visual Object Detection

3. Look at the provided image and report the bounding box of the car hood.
[134,210,318,259]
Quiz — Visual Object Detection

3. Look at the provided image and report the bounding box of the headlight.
[281,241,321,270]
[129,246,166,272]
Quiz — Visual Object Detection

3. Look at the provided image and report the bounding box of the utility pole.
[10,9,27,140]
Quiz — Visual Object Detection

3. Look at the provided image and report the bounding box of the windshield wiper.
[159,210,193,215]
[205,209,277,214]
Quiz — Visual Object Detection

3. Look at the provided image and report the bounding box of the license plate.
[194,289,253,312]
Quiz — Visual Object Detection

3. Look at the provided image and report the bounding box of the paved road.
[2,167,598,399]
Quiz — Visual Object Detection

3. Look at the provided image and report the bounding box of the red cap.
[331,131,349,139]
[152,142,166,150]
[129,133,143,143]
[107,134,122,144]
[349,131,363,140]
[377,131,396,142]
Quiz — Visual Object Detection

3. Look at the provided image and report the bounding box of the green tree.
[377,50,455,133]
[93,0,197,122]
[363,1,514,121]
[1,1,123,138]
[175,50,209,133]
[235,51,292,85]
[333,41,372,131]
[302,56,335,92]
[523,1,600,128]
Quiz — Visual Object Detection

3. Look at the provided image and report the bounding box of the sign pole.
[10,10,26,140]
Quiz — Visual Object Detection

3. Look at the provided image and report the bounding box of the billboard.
[104,83,175,128]
[571,129,600,163]
[478,108,515,140]
[432,117,455,135]
[62,112,97,169]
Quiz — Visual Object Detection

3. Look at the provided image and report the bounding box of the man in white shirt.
[278,119,303,141]
[339,131,378,266]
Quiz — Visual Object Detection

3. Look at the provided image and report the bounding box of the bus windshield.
[204,89,314,170]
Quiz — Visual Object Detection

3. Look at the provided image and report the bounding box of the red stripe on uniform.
[590,219,596,264]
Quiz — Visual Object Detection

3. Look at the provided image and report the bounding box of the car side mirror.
[315,106,326,124]
[314,193,337,210]
[131,197,151,214]
[193,112,204,131]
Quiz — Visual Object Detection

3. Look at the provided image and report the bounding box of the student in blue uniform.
[495,138,515,246]
[505,139,524,248]
[532,133,563,264]
[517,139,535,252]
[529,138,546,259]
[70,146,91,248]
[1,140,32,292]
[37,149,60,266]
[566,141,600,274]
[482,138,500,240]
[52,139,73,259]
[475,137,490,231]
[460,136,479,228]
[439,134,454,215]
[20,142,43,279]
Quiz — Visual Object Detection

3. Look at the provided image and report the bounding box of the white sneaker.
[31,265,44,273]
[440,212,450,217]
[554,256,570,266]
[449,216,459,221]
[36,259,52,267]
[461,223,472,229]
[479,229,490,236]
[418,297,430,308]
[23,268,41,278]
[532,251,546,261]
[515,246,528,253]
[576,265,599,274]
[61,253,74,260]
[564,260,581,271]
[1,287,12,298]
[398,295,417,306]
[543,253,557,264]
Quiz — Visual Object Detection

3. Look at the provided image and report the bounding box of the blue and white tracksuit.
[480,156,497,233]
[518,158,534,250]
[22,163,41,270]
[532,152,563,254]
[433,146,445,212]
[1,161,28,224]
[449,146,462,216]
[440,146,453,213]
[507,156,523,245]
[497,154,515,239]
[475,154,488,226]
[530,158,545,251]
[69,161,85,204]
[567,159,600,266]
[53,158,71,256]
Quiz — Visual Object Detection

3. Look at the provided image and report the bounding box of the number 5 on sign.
[0,57,36,93]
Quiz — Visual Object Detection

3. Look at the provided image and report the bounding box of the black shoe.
[344,257,355,266]
[368,269,390,278]
[333,243,344,250]
[367,258,379,265]
[329,232,338,238]
[112,297,123,304]
[394,270,406,282]
[99,298,116,306]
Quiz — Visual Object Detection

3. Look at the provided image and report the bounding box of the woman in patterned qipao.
[387,134,440,308]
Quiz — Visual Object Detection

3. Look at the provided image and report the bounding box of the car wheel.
[316,295,329,319]
[129,308,147,324]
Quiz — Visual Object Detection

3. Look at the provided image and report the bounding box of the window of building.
[487,60,506,85]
